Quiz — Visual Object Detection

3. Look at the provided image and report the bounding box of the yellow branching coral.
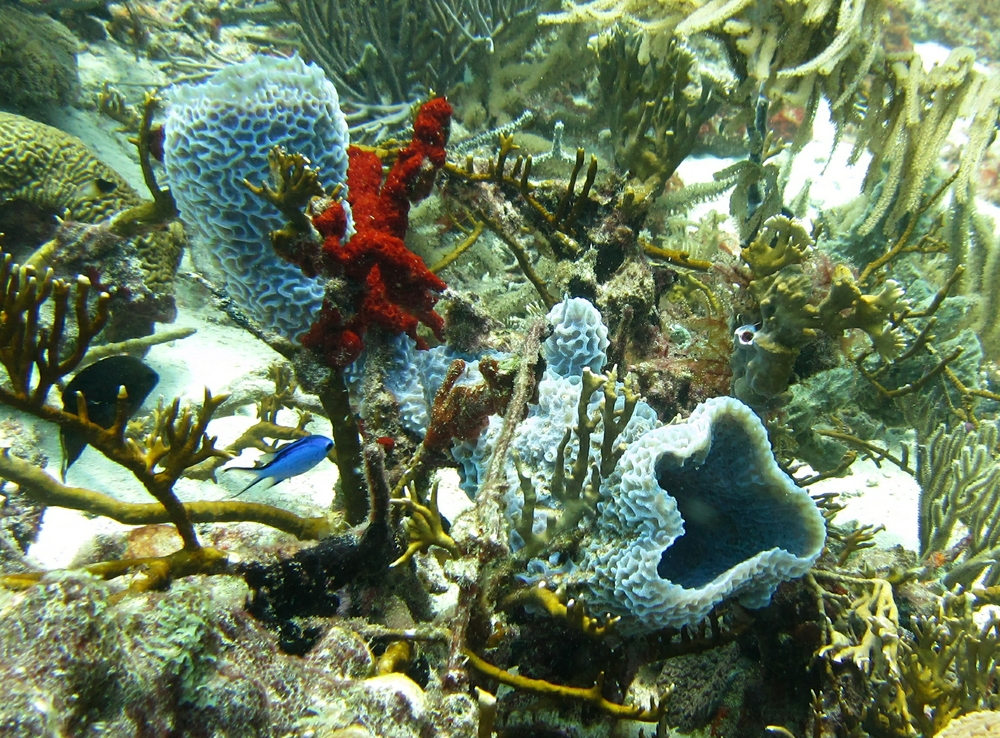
[821,265,907,360]
[512,367,639,556]
[0,259,108,408]
[243,145,327,256]
[811,573,1000,737]
[0,249,332,589]
[389,482,460,568]
[0,450,330,542]
[816,575,900,676]
[502,581,621,638]
[463,648,671,722]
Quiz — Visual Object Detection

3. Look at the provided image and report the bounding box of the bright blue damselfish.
[227,435,334,496]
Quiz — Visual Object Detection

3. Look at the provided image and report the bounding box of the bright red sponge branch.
[303,98,452,369]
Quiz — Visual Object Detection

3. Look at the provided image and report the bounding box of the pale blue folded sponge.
[542,297,610,378]
[163,54,351,337]
[577,395,827,632]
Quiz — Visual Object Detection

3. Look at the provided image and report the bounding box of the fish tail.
[233,474,265,498]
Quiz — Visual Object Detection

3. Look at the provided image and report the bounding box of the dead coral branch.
[0,449,330,540]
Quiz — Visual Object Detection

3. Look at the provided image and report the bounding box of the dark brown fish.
[60,355,159,480]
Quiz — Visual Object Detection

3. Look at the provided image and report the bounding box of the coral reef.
[444,298,825,636]
[0,111,183,336]
[0,5,79,117]
[7,0,1000,735]
[163,54,351,338]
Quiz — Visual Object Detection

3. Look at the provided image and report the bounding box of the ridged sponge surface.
[541,297,609,378]
[164,54,350,337]
[579,396,827,633]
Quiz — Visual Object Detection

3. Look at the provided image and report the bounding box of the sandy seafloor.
[18,39,982,577]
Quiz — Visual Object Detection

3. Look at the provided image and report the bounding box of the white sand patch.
[808,455,921,551]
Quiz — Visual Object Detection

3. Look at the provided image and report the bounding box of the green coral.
[917,421,1000,587]
[596,30,726,199]
[0,5,79,115]
[0,111,183,295]
[733,215,906,410]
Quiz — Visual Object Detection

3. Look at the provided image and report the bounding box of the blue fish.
[226,434,333,496]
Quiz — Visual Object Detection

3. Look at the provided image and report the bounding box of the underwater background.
[1,0,1000,735]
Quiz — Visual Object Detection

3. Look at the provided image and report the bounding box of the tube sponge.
[163,54,351,337]
[578,396,826,633]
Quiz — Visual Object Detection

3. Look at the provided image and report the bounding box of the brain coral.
[0,112,183,327]
[0,6,78,115]
[163,54,351,338]
[577,395,827,633]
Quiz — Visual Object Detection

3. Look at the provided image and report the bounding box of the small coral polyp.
[578,396,827,633]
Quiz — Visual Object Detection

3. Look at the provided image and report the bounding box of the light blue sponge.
[542,297,610,378]
[163,54,351,337]
[577,396,827,632]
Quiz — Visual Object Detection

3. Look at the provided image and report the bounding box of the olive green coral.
[595,31,726,199]
[917,421,1000,587]
[733,215,907,410]
[0,5,79,115]
[0,111,183,296]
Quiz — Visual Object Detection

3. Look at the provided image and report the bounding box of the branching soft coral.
[0,250,331,590]
[303,98,452,368]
